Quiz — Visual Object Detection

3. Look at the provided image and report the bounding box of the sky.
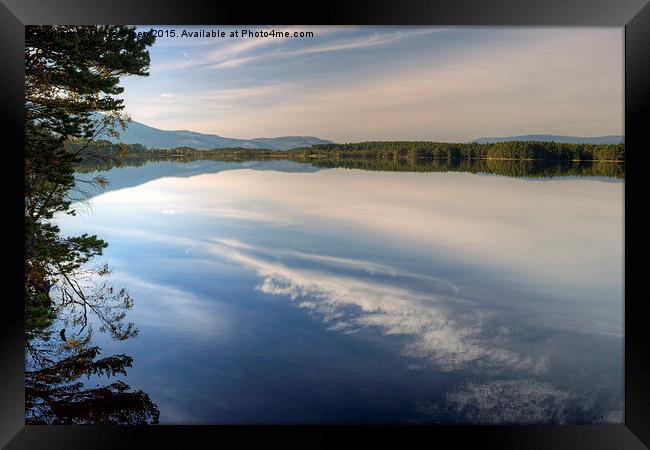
[118,26,624,142]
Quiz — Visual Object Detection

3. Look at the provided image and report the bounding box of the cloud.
[209,28,449,71]
[248,30,620,140]
[151,26,359,72]
[208,30,434,69]
[200,84,291,101]
[293,31,400,53]
[211,56,259,68]
[124,83,294,124]
[126,27,622,141]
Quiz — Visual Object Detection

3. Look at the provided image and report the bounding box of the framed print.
[1,0,649,448]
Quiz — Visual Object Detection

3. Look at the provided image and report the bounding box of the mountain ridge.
[100,118,624,149]
[100,118,333,150]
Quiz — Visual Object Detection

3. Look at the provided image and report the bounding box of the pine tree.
[24,25,154,339]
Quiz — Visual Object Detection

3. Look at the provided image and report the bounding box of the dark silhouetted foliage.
[26,346,159,425]
[25,25,158,424]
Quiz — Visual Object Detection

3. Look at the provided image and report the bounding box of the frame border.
[2,1,648,448]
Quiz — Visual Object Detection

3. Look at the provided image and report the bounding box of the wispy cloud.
[208,28,444,69]
[121,27,622,140]
[211,56,259,68]
[151,26,361,72]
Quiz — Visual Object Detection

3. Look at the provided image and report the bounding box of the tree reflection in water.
[26,344,159,425]
[25,269,159,425]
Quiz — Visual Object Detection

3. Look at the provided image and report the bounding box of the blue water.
[57,160,624,424]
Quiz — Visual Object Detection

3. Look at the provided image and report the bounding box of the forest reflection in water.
[74,154,625,179]
[42,156,625,424]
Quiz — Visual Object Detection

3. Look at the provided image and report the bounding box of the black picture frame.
[1,1,648,448]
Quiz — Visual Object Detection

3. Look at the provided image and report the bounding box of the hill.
[100,118,332,150]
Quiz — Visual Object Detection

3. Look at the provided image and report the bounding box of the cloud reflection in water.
[207,239,542,373]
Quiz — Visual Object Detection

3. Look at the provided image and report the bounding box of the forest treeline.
[66,139,285,158]
[67,138,625,162]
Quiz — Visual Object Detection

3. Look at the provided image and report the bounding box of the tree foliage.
[25,25,154,338]
[24,25,156,424]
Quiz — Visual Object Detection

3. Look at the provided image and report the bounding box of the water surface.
[57,160,624,424]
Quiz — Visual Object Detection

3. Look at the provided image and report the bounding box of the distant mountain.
[472,135,624,145]
[100,118,332,150]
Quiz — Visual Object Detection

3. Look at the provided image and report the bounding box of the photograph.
[22,24,628,426]
[24,25,625,425]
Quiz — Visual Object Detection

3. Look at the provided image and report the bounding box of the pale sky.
[119,26,624,142]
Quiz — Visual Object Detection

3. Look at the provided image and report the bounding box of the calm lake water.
[57,159,624,424]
